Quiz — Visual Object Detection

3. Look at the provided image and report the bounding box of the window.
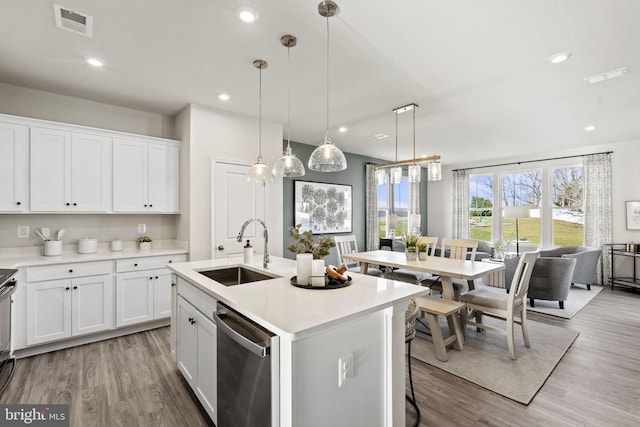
[468,165,584,248]
[377,173,409,237]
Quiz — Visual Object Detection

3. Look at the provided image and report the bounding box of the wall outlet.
[338,352,354,388]
[137,224,146,233]
[17,225,30,239]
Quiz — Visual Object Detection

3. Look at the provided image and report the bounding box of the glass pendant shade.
[375,168,386,185]
[308,135,347,172]
[247,156,270,182]
[273,145,305,177]
[408,164,421,183]
[390,167,403,184]
[428,160,442,181]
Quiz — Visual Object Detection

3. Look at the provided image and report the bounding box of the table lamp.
[503,206,530,256]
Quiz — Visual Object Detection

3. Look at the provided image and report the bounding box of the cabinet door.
[196,309,217,423]
[177,297,198,388]
[72,274,114,336]
[26,279,72,345]
[113,139,148,212]
[153,269,172,319]
[116,271,154,327]
[30,127,72,211]
[71,133,111,212]
[148,144,179,212]
[0,122,29,212]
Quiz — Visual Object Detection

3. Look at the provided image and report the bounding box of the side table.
[481,258,506,288]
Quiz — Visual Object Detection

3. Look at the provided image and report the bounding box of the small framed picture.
[626,201,640,230]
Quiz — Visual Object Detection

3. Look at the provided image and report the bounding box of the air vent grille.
[584,67,628,85]
[54,4,93,37]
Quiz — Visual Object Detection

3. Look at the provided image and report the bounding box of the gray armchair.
[538,246,602,290]
[505,256,577,309]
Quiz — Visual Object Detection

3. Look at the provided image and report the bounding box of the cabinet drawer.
[115,254,186,273]
[26,261,113,282]
[178,277,217,320]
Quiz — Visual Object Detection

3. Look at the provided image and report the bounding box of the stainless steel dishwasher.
[214,302,275,427]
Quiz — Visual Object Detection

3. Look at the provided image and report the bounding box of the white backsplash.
[0,214,178,249]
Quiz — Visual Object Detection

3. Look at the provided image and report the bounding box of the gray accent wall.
[281,141,429,266]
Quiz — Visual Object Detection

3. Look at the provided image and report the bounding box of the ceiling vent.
[584,67,628,85]
[53,4,93,37]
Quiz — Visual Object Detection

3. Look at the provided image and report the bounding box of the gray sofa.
[504,255,577,309]
[538,246,602,290]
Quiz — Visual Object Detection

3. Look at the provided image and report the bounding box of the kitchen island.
[169,256,429,427]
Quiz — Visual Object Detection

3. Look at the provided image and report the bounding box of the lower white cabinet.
[26,274,114,346]
[177,296,217,424]
[116,269,172,327]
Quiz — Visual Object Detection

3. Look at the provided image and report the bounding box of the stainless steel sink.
[198,266,279,286]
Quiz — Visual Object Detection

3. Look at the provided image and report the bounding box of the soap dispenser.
[243,240,253,264]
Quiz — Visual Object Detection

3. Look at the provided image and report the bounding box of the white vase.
[406,250,417,261]
[311,259,325,287]
[139,242,151,250]
[296,254,313,285]
[418,251,427,261]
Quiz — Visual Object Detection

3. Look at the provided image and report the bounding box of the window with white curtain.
[377,172,409,238]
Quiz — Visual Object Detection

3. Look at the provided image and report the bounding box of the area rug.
[526,285,603,319]
[411,317,579,404]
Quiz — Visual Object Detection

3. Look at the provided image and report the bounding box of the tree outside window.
[469,174,493,242]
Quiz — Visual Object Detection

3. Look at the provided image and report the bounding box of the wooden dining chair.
[428,238,478,300]
[460,251,538,360]
[333,235,383,276]
[384,236,438,286]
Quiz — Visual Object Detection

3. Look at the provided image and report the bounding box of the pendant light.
[407,106,421,183]
[247,59,271,182]
[273,35,305,178]
[390,110,403,184]
[428,156,442,181]
[308,1,347,172]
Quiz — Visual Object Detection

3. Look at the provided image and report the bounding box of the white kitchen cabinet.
[177,296,217,423]
[112,139,179,213]
[30,127,111,212]
[0,122,29,212]
[26,274,114,346]
[116,269,174,326]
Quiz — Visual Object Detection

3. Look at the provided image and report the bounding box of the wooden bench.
[415,296,466,362]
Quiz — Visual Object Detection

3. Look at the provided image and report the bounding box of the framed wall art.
[627,201,640,230]
[294,181,352,234]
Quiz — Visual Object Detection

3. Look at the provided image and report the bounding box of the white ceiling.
[1,0,639,165]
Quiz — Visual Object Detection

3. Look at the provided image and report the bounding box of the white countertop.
[0,241,188,268]
[169,256,429,339]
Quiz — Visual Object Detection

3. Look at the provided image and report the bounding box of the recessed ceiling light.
[338,126,348,133]
[236,6,259,23]
[218,93,230,101]
[584,125,596,132]
[85,57,104,67]
[548,51,572,64]
[373,133,388,139]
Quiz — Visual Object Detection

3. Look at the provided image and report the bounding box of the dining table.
[340,250,505,301]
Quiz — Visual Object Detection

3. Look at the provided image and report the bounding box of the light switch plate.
[137,224,146,233]
[17,225,30,239]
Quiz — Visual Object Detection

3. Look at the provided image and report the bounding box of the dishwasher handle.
[214,305,271,357]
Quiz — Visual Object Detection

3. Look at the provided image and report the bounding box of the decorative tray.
[290,274,352,290]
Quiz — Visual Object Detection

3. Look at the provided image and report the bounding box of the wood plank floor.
[1,286,639,426]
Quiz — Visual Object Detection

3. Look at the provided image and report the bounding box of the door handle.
[218,245,225,251]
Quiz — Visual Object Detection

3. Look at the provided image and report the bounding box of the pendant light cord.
[326,9,330,137]
[259,64,263,159]
[395,112,398,162]
[412,106,416,161]
[287,45,291,150]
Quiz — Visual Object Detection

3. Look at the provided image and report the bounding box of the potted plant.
[136,236,152,250]
[287,224,335,259]
[417,242,428,261]
[400,232,421,261]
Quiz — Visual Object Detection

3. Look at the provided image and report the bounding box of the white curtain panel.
[583,152,613,284]
[409,180,420,233]
[452,169,470,239]
[365,164,379,251]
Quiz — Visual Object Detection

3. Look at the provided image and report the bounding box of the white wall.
[176,104,284,261]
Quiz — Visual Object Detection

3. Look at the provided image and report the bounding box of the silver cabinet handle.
[214,307,271,357]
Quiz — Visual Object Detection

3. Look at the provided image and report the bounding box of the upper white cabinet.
[30,127,111,212]
[113,139,179,213]
[0,122,29,212]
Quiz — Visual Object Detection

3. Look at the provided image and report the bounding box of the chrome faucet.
[237,218,269,269]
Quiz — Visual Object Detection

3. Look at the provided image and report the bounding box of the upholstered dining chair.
[383,236,439,286]
[405,299,421,427]
[333,235,383,276]
[429,238,478,300]
[460,251,538,360]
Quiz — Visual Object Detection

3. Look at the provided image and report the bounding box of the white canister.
[110,240,123,251]
[44,240,62,256]
[296,253,313,286]
[311,259,326,287]
[78,238,98,254]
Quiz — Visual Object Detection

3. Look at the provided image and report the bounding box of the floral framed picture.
[294,181,352,234]
[627,201,640,230]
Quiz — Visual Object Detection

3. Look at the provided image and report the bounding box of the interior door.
[213,161,266,259]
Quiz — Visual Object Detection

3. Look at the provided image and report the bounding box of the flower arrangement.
[400,232,421,251]
[287,224,335,260]
[136,236,152,243]
[417,242,428,252]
